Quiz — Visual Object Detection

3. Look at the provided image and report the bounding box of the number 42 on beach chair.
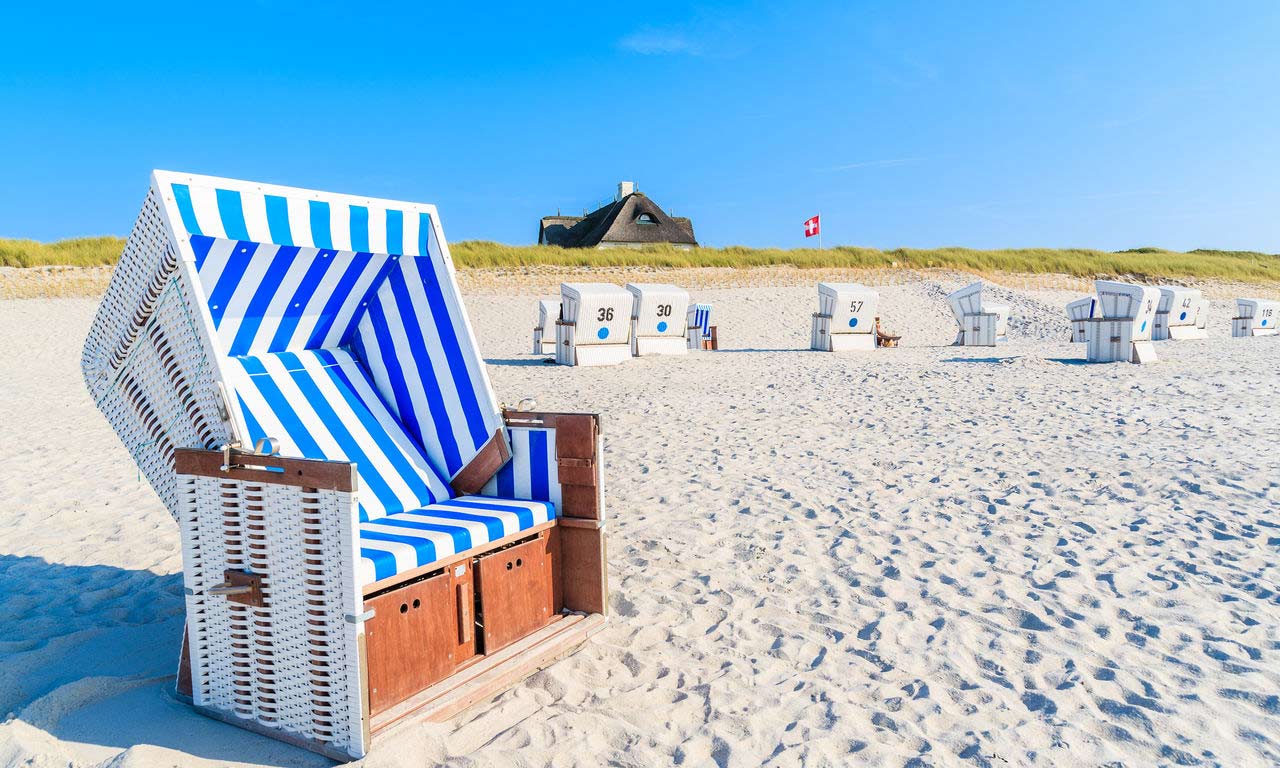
[82,172,610,760]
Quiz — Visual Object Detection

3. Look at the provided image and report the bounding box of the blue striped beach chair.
[82,171,609,760]
[686,303,717,350]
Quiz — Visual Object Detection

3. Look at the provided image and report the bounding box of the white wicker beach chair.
[945,281,1007,346]
[626,283,689,356]
[555,283,633,366]
[1153,286,1208,340]
[1084,280,1160,363]
[1231,298,1279,338]
[811,282,878,351]
[82,171,609,760]
[533,298,560,355]
[1066,297,1097,343]
[686,303,717,350]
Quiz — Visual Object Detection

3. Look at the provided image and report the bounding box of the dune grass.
[451,242,1279,282]
[0,237,127,268]
[2,236,1277,283]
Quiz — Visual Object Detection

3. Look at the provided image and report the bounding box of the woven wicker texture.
[180,473,365,757]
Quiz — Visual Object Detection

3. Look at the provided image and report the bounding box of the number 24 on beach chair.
[81,171,610,760]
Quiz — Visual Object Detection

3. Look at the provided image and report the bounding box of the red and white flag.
[804,215,821,238]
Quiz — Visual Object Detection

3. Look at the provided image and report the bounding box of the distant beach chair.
[811,282,878,351]
[686,303,718,350]
[533,298,560,354]
[1153,287,1208,340]
[556,283,633,366]
[626,283,690,356]
[1066,297,1097,343]
[1085,280,1160,363]
[946,281,1007,346]
[82,171,609,760]
[1232,298,1280,337]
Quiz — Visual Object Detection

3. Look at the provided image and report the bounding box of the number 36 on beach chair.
[81,172,610,760]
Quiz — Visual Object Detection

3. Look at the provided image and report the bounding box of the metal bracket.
[345,610,376,624]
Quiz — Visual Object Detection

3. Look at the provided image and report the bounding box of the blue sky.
[2,2,1278,251]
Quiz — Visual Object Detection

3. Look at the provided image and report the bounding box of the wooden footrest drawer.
[365,561,477,716]
[476,529,560,653]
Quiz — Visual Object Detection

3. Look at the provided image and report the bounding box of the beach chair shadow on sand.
[82,171,610,761]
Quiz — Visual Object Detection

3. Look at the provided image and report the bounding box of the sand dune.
[1,276,1277,767]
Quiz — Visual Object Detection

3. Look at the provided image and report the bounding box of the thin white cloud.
[818,157,925,173]
[618,30,703,56]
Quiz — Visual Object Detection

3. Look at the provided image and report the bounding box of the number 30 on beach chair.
[81,171,610,760]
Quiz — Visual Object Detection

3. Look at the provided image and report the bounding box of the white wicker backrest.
[560,283,633,346]
[537,299,560,329]
[817,282,878,334]
[945,281,985,324]
[626,283,690,338]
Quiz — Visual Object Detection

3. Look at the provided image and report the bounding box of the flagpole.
[818,210,823,250]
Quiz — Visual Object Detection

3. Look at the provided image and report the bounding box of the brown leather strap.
[449,428,512,496]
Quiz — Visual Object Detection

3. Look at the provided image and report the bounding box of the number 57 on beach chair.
[81,172,610,760]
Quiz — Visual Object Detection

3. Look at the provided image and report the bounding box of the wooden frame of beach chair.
[533,298,560,355]
[555,283,633,366]
[811,283,878,351]
[82,172,610,761]
[945,281,1006,347]
[1085,280,1160,363]
[626,283,690,356]
[1231,298,1279,338]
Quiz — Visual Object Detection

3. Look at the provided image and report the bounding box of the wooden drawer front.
[365,562,478,716]
[477,531,558,653]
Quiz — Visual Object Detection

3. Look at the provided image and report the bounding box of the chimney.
[616,181,635,201]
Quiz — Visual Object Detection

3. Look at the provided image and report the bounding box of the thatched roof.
[539,193,696,248]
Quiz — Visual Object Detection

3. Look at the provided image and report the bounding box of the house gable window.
[635,213,658,225]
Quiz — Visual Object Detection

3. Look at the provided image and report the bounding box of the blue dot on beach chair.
[597,327,610,339]
[1179,311,1187,321]
[657,321,668,332]
[848,317,858,328]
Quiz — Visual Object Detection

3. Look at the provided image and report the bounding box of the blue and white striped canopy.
[155,171,505,490]
[691,304,713,335]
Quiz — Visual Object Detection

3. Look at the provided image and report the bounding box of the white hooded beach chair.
[946,281,1007,346]
[1066,297,1098,343]
[1153,287,1208,340]
[686,303,717,350]
[556,283,633,366]
[1232,298,1280,337]
[82,171,609,760]
[1085,280,1160,363]
[811,282,878,351]
[626,283,689,356]
[532,298,560,355]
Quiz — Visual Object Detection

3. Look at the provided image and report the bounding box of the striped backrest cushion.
[225,348,453,521]
[190,235,400,357]
[693,304,713,334]
[352,256,503,480]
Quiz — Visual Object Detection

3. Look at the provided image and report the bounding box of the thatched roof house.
[539,182,697,249]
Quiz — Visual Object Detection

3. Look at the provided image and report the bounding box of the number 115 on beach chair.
[82,171,611,760]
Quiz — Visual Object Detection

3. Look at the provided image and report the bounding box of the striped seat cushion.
[225,348,453,522]
[358,496,556,586]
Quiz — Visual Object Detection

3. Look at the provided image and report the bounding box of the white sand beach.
[1,273,1278,767]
